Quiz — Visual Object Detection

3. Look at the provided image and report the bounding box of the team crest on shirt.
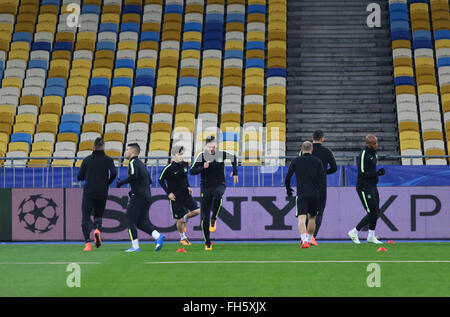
[184,167,187,173]
[368,194,372,199]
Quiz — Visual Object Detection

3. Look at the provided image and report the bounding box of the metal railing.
[0,155,448,188]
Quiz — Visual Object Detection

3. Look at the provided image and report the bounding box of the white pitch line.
[145,260,450,264]
[0,262,102,265]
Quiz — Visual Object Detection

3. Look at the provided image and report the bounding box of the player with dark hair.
[77,137,117,251]
[116,143,165,252]
[285,141,326,249]
[159,145,200,245]
[308,129,337,245]
[348,134,385,244]
[190,136,239,250]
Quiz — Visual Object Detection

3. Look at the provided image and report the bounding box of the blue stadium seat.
[247,41,265,51]
[32,42,52,52]
[389,11,409,22]
[88,85,110,97]
[184,22,202,33]
[204,23,223,32]
[96,41,116,51]
[59,122,81,135]
[90,77,109,87]
[391,21,409,31]
[246,59,265,69]
[121,22,140,33]
[205,14,224,23]
[115,59,135,69]
[81,4,100,15]
[112,77,132,88]
[41,0,60,5]
[182,41,201,51]
[225,50,243,60]
[413,39,433,49]
[53,41,73,52]
[123,4,142,15]
[389,3,408,13]
[179,77,198,87]
[395,76,415,86]
[227,13,245,23]
[437,57,450,68]
[47,77,66,88]
[132,95,152,106]
[413,30,431,41]
[135,77,154,87]
[248,4,266,14]
[141,31,159,42]
[99,23,119,33]
[44,86,65,98]
[131,104,151,114]
[10,133,32,145]
[267,68,286,77]
[61,114,82,125]
[13,32,32,43]
[203,40,222,50]
[28,60,48,70]
[136,68,155,78]
[391,30,410,41]
[164,4,183,14]
[435,30,450,40]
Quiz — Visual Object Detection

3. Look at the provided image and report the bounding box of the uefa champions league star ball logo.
[17,194,59,234]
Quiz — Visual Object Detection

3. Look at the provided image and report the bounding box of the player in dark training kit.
[348,134,385,244]
[190,136,239,250]
[77,137,117,251]
[116,143,165,252]
[159,145,200,245]
[309,130,337,245]
[285,141,326,249]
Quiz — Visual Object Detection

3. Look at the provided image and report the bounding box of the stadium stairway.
[286,0,400,165]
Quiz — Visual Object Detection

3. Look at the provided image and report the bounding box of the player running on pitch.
[77,137,117,251]
[285,141,326,249]
[348,134,385,244]
[159,145,200,246]
[190,136,239,250]
[116,143,165,252]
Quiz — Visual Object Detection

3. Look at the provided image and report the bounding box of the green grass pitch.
[0,242,449,297]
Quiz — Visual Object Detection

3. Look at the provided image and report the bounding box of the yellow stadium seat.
[267,103,286,115]
[400,139,422,151]
[92,68,112,79]
[0,106,16,125]
[86,104,106,115]
[38,13,57,24]
[163,13,182,24]
[79,141,94,151]
[15,113,36,125]
[400,130,421,142]
[94,58,114,69]
[142,22,161,32]
[149,141,170,152]
[436,39,450,50]
[2,77,22,90]
[247,50,265,59]
[104,132,124,143]
[11,41,30,52]
[13,123,34,135]
[198,103,219,114]
[55,32,75,43]
[114,68,134,79]
[418,84,438,95]
[32,142,53,153]
[8,142,29,153]
[179,68,199,78]
[36,122,58,135]
[101,13,120,24]
[28,151,52,167]
[181,50,200,60]
[107,113,128,124]
[82,123,103,134]
[130,113,150,124]
[394,66,413,77]
[248,13,265,23]
[110,88,131,105]
[398,121,420,132]
[150,122,172,134]
[247,31,265,42]
[221,113,240,124]
[118,41,138,51]
[225,41,244,51]
[183,31,202,42]
[423,131,443,141]
[137,58,157,69]
[36,22,56,34]
[123,13,140,24]
[68,77,89,89]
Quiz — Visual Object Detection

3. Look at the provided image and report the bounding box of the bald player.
[348,134,385,244]
[285,141,326,249]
